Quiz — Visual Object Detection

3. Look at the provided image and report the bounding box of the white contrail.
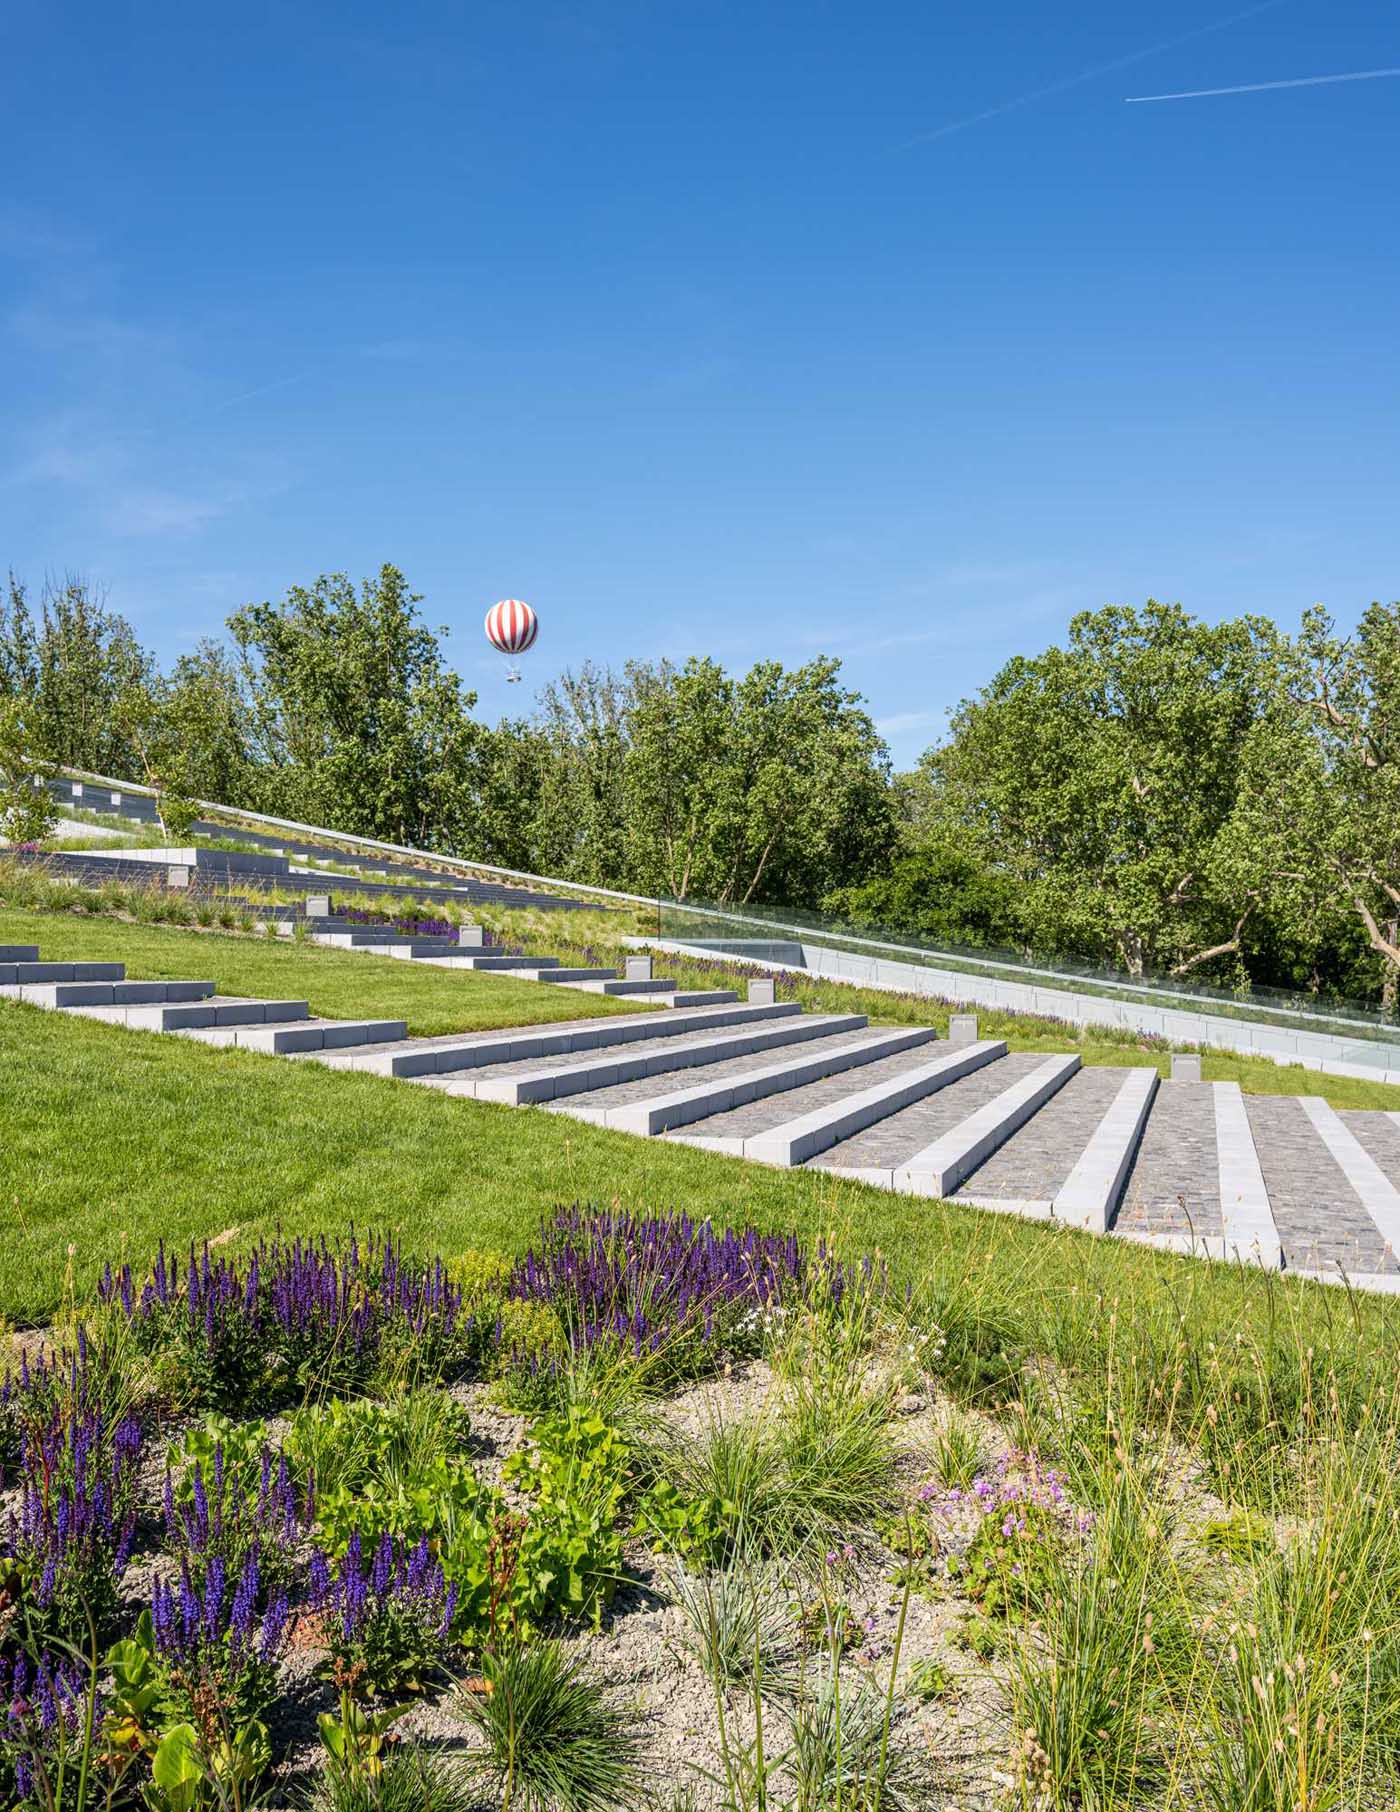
[1127,66,1400,101]
[907,0,1286,144]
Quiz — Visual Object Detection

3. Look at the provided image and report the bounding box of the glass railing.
[654,895,1400,1051]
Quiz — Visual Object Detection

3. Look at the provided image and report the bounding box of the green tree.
[0,696,58,844]
[927,601,1283,977]
[228,566,487,847]
[1226,602,1400,1011]
[28,576,152,773]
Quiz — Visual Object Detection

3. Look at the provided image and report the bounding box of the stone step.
[1299,1095,1400,1261]
[442,1012,872,1106]
[1051,1068,1159,1230]
[1244,1094,1395,1278]
[1213,1081,1281,1265]
[557,1024,941,1137]
[530,967,623,983]
[66,996,311,1032]
[407,953,559,971]
[1114,1079,1222,1242]
[0,961,126,987]
[312,933,462,956]
[312,999,806,1078]
[0,945,39,963]
[701,1040,1007,1167]
[561,976,680,995]
[13,979,217,1010]
[178,1016,409,1054]
[894,1055,1081,1197]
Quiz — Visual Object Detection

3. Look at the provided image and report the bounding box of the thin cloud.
[907,0,1286,145]
[1127,66,1400,102]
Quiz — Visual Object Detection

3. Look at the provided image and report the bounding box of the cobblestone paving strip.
[651,1034,957,1142]
[1115,1080,1221,1237]
[555,1027,908,1112]
[803,1053,1047,1171]
[1339,1109,1400,1192]
[1246,1096,1398,1275]
[440,1016,847,1084]
[951,1066,1134,1202]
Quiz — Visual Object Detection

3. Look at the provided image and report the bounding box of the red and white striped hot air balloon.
[484,599,539,682]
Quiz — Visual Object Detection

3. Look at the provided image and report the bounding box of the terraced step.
[562,976,680,996]
[67,996,311,1032]
[13,979,216,1010]
[430,1011,873,1105]
[683,1040,1007,1166]
[1245,1094,1399,1278]
[180,1016,409,1053]
[940,1065,1155,1228]
[0,944,40,963]
[0,961,126,988]
[313,1000,806,1078]
[1114,1079,1222,1243]
[408,954,560,972]
[558,1023,941,1137]
[804,1052,1077,1195]
[312,933,463,957]
[529,967,622,984]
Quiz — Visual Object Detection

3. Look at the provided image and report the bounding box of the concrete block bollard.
[1171,1053,1203,1082]
[458,925,485,948]
[305,894,332,919]
[625,955,654,981]
[748,979,777,1005]
[948,1013,979,1045]
[166,864,191,890]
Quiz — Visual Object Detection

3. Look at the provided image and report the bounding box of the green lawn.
[5,902,1400,1350]
[0,909,642,1037]
[5,994,1400,1355]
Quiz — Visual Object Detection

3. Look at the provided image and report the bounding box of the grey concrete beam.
[1053,1066,1158,1231]
[1300,1095,1400,1263]
[0,945,40,963]
[319,1000,805,1078]
[1214,1081,1282,1267]
[892,1054,1082,1198]
[573,1024,941,1137]
[743,1039,1006,1167]
[471,1012,871,1106]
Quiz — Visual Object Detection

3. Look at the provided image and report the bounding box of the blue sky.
[2,0,1397,767]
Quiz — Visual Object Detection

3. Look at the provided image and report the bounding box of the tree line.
[2,567,1397,1009]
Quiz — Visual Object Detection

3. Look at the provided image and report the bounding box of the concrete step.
[1214,1081,1281,1265]
[312,999,807,1078]
[1244,1094,1396,1278]
[1051,1068,1159,1230]
[690,1040,1007,1166]
[312,933,462,956]
[179,1016,409,1054]
[406,953,558,971]
[562,976,680,995]
[13,979,217,1010]
[0,961,126,988]
[0,945,39,963]
[1114,1079,1223,1243]
[556,1023,942,1137]
[529,967,622,984]
[895,1055,1081,1197]
[67,996,311,1032]
[436,1011,873,1105]
[810,1053,1079,1196]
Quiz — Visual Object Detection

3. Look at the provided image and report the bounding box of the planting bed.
[4,1210,1400,1811]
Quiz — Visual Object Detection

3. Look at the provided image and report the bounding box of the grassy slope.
[0,906,1397,1354]
[0,909,641,1037]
